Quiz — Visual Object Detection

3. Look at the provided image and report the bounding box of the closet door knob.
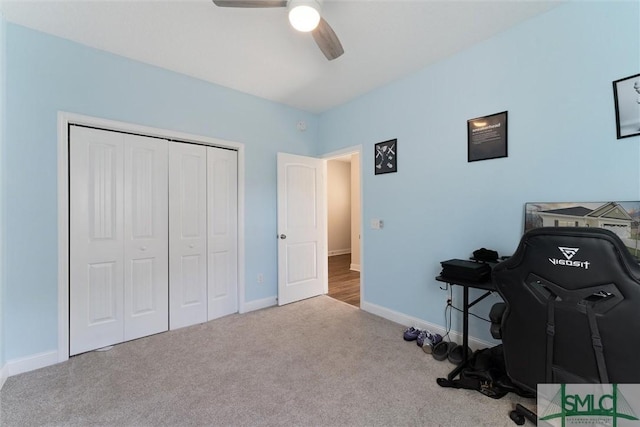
[279,234,287,239]
[189,244,195,248]
[140,246,147,251]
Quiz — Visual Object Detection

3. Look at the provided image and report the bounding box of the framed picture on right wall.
[612,73,640,139]
[467,111,508,162]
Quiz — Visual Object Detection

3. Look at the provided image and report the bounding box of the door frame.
[322,145,364,304]
[57,111,245,363]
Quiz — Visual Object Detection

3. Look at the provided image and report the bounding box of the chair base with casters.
[510,404,537,425]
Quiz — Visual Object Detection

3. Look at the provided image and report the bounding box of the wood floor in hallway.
[328,254,360,307]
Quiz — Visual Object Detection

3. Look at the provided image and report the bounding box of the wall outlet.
[257,273,264,284]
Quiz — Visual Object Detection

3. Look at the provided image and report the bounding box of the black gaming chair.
[492,227,640,423]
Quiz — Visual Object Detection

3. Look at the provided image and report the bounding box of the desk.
[435,275,497,381]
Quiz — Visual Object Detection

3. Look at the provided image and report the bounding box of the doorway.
[326,151,361,307]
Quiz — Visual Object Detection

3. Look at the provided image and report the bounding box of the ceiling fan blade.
[212,0,287,7]
[312,17,344,61]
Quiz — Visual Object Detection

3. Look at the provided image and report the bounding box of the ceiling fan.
[212,0,344,61]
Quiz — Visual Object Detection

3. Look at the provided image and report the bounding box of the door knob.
[140,246,147,251]
[189,244,195,248]
[279,234,287,239]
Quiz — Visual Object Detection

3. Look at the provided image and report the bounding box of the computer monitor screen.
[525,201,640,260]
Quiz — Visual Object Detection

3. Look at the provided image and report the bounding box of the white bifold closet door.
[168,142,238,330]
[70,128,238,354]
[168,142,207,329]
[207,147,238,320]
[70,126,169,356]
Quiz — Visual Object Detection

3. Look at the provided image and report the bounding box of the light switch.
[370,219,384,229]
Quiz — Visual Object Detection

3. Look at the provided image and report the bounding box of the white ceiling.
[1,0,562,113]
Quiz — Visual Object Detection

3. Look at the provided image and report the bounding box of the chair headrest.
[494,227,640,290]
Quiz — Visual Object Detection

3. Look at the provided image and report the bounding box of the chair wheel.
[509,410,525,425]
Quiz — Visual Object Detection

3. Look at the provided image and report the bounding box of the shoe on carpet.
[448,344,472,365]
[421,333,443,354]
[403,326,421,341]
[432,341,454,361]
[417,330,439,347]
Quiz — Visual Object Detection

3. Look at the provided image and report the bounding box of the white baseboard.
[360,301,493,351]
[328,249,351,256]
[0,362,7,390]
[3,350,59,381]
[350,263,360,272]
[242,296,277,313]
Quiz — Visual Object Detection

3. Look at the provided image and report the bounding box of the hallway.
[328,254,360,307]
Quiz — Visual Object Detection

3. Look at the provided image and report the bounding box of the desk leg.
[447,286,470,380]
[462,285,469,357]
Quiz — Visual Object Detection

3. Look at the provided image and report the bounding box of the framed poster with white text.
[467,111,508,162]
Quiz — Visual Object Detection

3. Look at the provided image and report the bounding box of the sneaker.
[416,330,429,347]
[403,326,421,341]
[421,333,443,354]
[417,330,442,349]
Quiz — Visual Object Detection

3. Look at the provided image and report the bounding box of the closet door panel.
[169,142,208,329]
[123,135,169,341]
[70,126,125,355]
[207,148,238,320]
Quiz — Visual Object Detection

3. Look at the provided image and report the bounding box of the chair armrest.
[489,302,506,340]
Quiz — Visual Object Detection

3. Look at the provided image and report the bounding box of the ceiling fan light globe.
[288,2,320,32]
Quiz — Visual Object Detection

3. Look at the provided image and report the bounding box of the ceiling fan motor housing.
[288,0,322,32]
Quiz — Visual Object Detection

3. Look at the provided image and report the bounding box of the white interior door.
[123,135,169,341]
[169,142,208,329]
[70,126,125,355]
[207,147,238,320]
[277,153,327,305]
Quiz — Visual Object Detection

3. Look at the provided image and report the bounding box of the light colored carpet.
[0,296,534,426]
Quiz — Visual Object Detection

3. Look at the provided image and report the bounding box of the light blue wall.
[1,12,6,370]
[318,1,640,342]
[3,23,318,361]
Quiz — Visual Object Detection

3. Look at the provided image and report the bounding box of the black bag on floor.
[437,345,535,399]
